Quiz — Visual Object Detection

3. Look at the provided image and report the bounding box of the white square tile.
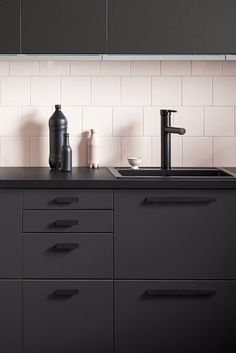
[222,61,236,75]
[61,77,90,105]
[31,77,60,105]
[0,61,9,75]
[130,61,160,76]
[161,61,191,76]
[91,77,121,106]
[70,61,100,76]
[122,77,151,105]
[10,61,39,76]
[101,61,130,76]
[70,137,88,166]
[213,137,236,167]
[152,77,181,106]
[183,137,212,167]
[174,107,204,136]
[22,106,52,136]
[144,107,163,136]
[62,106,82,136]
[205,107,234,136]
[192,61,221,76]
[182,77,212,106]
[122,137,151,166]
[30,137,49,166]
[0,107,21,136]
[1,77,30,105]
[1,137,29,166]
[40,61,69,76]
[113,107,143,136]
[99,136,121,166]
[83,107,112,136]
[213,77,236,106]
[152,137,182,167]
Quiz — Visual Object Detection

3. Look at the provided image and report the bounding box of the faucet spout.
[164,127,186,135]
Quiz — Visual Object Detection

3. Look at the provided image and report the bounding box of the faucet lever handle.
[160,109,177,117]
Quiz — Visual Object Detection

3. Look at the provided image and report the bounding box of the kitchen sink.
[108,167,235,178]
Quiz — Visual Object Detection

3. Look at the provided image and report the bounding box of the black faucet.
[161,110,186,174]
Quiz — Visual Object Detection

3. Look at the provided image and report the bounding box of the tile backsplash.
[0,59,236,167]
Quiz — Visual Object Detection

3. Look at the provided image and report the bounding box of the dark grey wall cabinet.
[115,281,236,353]
[0,281,22,353]
[0,0,20,53]
[0,190,21,278]
[22,0,107,54]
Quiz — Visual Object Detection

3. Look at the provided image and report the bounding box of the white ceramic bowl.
[128,157,142,170]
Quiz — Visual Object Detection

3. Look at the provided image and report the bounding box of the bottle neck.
[64,134,69,145]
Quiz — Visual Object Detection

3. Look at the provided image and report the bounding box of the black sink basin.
[108,167,235,178]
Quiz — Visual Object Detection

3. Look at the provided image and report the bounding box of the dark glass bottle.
[49,105,68,170]
[60,133,72,172]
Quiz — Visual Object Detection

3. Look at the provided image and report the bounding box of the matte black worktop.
[1,167,236,189]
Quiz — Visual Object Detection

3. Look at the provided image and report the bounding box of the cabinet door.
[114,189,236,279]
[0,281,22,353]
[0,190,21,278]
[0,0,20,53]
[22,0,106,54]
[115,281,236,353]
[23,281,113,353]
[108,0,196,54]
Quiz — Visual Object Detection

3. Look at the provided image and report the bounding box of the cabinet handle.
[145,289,216,297]
[145,196,216,204]
[54,289,79,297]
[54,220,78,227]
[54,243,79,251]
[54,197,79,204]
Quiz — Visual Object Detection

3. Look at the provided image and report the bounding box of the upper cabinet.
[21,0,106,54]
[0,0,20,54]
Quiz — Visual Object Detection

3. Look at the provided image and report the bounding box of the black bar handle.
[54,243,79,251]
[54,220,78,227]
[145,196,216,204]
[145,289,216,297]
[54,289,79,297]
[54,197,79,204]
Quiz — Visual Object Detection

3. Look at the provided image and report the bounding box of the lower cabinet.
[115,281,236,353]
[23,281,113,353]
[0,281,22,353]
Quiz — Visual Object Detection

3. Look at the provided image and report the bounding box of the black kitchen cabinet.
[21,0,106,54]
[0,281,22,353]
[23,281,113,353]
[115,281,236,353]
[114,189,236,279]
[0,190,21,278]
[0,0,20,53]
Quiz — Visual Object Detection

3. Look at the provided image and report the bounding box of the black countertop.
[1,167,236,189]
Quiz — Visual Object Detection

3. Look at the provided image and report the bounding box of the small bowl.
[128,157,142,170]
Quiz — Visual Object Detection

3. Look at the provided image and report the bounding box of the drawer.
[23,210,113,233]
[115,189,236,279]
[23,189,113,210]
[23,234,113,278]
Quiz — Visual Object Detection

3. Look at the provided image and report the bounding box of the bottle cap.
[55,104,61,110]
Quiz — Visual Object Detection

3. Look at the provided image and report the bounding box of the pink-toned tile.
[161,61,191,76]
[83,107,112,136]
[152,77,181,105]
[1,77,30,105]
[101,61,130,75]
[0,61,9,75]
[205,107,234,136]
[182,77,212,106]
[70,137,88,166]
[10,61,39,76]
[62,106,82,136]
[99,137,121,166]
[30,137,49,166]
[174,107,204,136]
[61,77,90,105]
[144,107,164,136]
[122,77,151,105]
[113,107,143,136]
[192,61,221,76]
[91,77,120,105]
[40,61,69,76]
[1,137,29,166]
[183,137,212,167]
[130,61,160,76]
[222,61,236,76]
[0,107,21,136]
[213,137,236,167]
[213,77,236,106]
[22,106,52,136]
[152,137,182,167]
[122,137,152,166]
[70,61,100,76]
[31,77,60,105]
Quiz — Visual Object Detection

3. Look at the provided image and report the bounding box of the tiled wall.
[0,59,236,167]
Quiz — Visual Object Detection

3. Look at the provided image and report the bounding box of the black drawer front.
[23,281,113,353]
[23,189,113,210]
[115,189,236,279]
[23,210,113,233]
[115,280,236,353]
[23,234,113,278]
